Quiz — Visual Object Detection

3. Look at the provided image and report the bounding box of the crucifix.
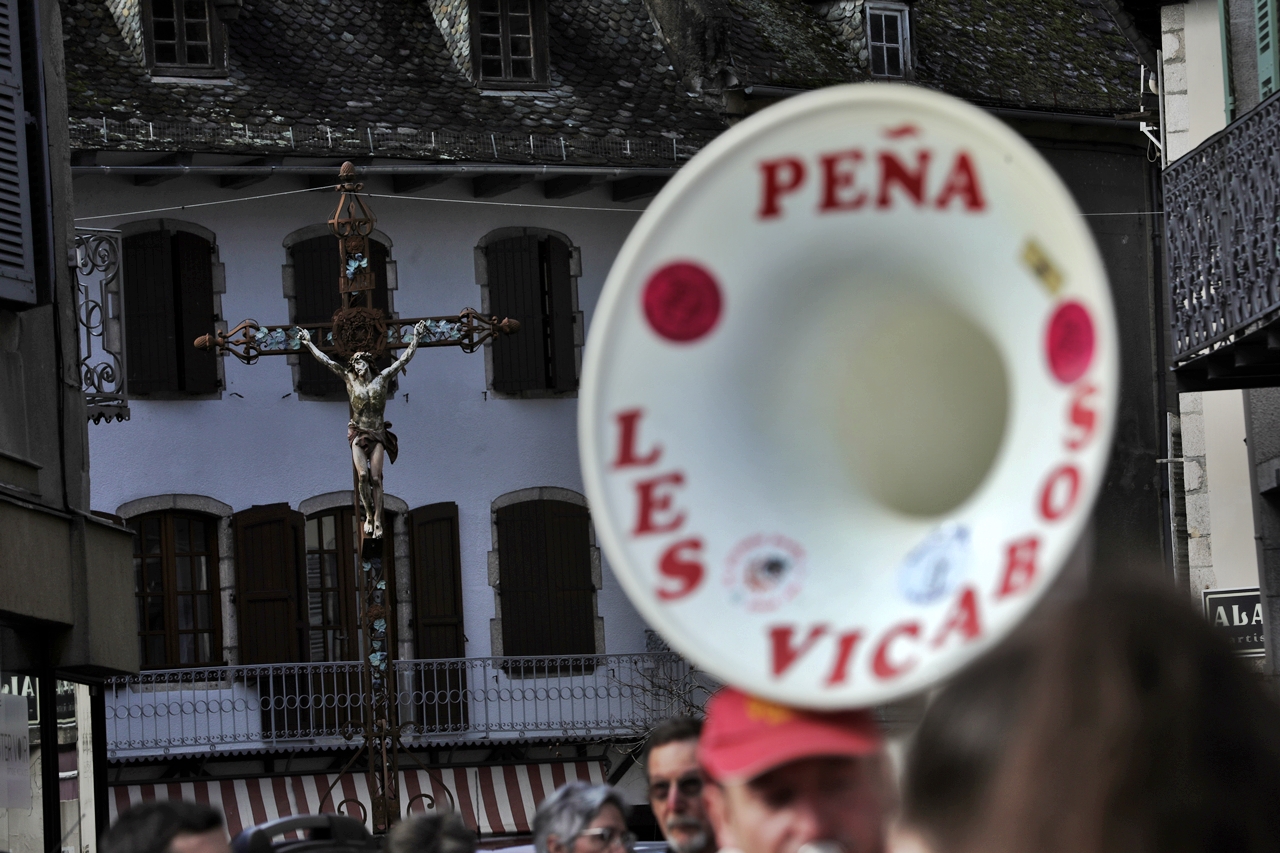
[194,161,518,832]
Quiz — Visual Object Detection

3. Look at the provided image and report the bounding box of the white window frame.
[866,2,911,79]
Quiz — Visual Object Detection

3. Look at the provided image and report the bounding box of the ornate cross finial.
[330,161,377,294]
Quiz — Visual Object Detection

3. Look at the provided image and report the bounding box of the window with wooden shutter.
[122,228,220,395]
[0,0,34,304]
[409,502,468,730]
[129,511,222,669]
[487,235,577,395]
[291,235,390,398]
[233,503,306,664]
[496,499,595,656]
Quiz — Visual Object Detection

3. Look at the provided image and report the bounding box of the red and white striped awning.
[108,761,606,839]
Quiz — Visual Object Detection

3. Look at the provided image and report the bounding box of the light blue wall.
[78,173,653,657]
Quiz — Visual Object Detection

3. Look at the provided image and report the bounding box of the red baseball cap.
[698,687,882,783]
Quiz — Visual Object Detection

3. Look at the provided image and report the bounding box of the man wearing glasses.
[645,718,717,853]
[699,688,890,853]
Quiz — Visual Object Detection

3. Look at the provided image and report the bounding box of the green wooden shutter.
[545,237,577,393]
[1259,0,1279,99]
[543,501,595,653]
[234,503,306,664]
[497,500,595,656]
[488,236,547,393]
[292,235,344,396]
[123,231,179,394]
[173,231,219,394]
[0,0,33,304]
[410,502,466,658]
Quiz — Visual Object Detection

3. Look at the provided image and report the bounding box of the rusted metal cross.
[195,161,518,833]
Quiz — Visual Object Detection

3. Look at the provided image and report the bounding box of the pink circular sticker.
[1046,301,1095,384]
[643,262,723,343]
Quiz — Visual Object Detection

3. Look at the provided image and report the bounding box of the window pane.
[508,14,530,35]
[144,519,161,555]
[191,519,206,549]
[178,634,195,664]
[477,0,500,12]
[306,518,319,550]
[146,559,164,593]
[482,57,504,77]
[147,596,166,631]
[870,13,883,43]
[322,553,338,588]
[884,14,899,42]
[134,557,143,589]
[322,515,336,551]
[174,518,190,554]
[480,36,503,57]
[184,0,208,20]
[324,591,340,624]
[509,0,530,13]
[308,591,324,627]
[887,46,902,76]
[510,36,532,58]
[186,22,208,44]
[198,633,212,662]
[186,44,210,64]
[193,556,209,591]
[871,44,886,76]
[155,43,178,64]
[154,20,177,41]
[511,58,533,79]
[176,556,192,591]
[154,0,175,17]
[479,15,502,36]
[147,635,166,667]
[196,595,212,630]
[178,595,194,630]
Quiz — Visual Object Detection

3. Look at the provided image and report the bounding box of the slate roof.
[64,0,1141,165]
[65,0,725,165]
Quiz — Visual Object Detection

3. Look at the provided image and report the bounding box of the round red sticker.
[1046,301,1095,383]
[643,262,723,343]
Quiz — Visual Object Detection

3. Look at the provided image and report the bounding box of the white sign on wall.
[0,692,31,809]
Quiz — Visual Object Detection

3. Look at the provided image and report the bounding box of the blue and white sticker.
[898,523,971,605]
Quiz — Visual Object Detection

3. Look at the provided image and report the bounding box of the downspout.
[1158,49,1168,168]
[1219,0,1236,122]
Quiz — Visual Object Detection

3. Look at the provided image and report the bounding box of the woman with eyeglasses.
[533,782,637,853]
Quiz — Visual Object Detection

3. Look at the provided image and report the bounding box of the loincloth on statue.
[347,421,399,464]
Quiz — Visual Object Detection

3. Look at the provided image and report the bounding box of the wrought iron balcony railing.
[104,653,707,761]
[1165,89,1280,389]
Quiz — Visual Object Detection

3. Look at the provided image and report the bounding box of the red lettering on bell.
[770,624,829,677]
[1065,383,1098,451]
[996,536,1040,599]
[935,152,986,211]
[825,630,864,686]
[932,586,982,648]
[656,538,704,601]
[633,472,687,536]
[872,622,921,680]
[759,158,807,219]
[819,150,868,211]
[1040,465,1082,521]
[613,409,662,468]
[877,151,931,208]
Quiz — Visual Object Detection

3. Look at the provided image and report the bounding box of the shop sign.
[1203,587,1266,658]
[0,693,31,808]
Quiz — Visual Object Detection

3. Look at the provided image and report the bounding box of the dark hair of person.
[386,812,476,853]
[644,717,703,765]
[102,801,224,853]
[963,587,1280,853]
[902,637,1033,852]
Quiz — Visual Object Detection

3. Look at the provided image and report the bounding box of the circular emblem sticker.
[643,262,723,342]
[723,534,807,613]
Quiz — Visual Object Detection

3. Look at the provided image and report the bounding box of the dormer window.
[145,0,228,77]
[472,0,548,87]
[867,3,911,78]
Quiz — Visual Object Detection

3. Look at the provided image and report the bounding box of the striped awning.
[108,761,606,839]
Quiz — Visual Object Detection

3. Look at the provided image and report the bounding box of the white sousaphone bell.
[579,85,1118,709]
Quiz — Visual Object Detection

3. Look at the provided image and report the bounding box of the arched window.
[286,230,393,398]
[479,229,581,396]
[130,511,222,668]
[121,221,222,395]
